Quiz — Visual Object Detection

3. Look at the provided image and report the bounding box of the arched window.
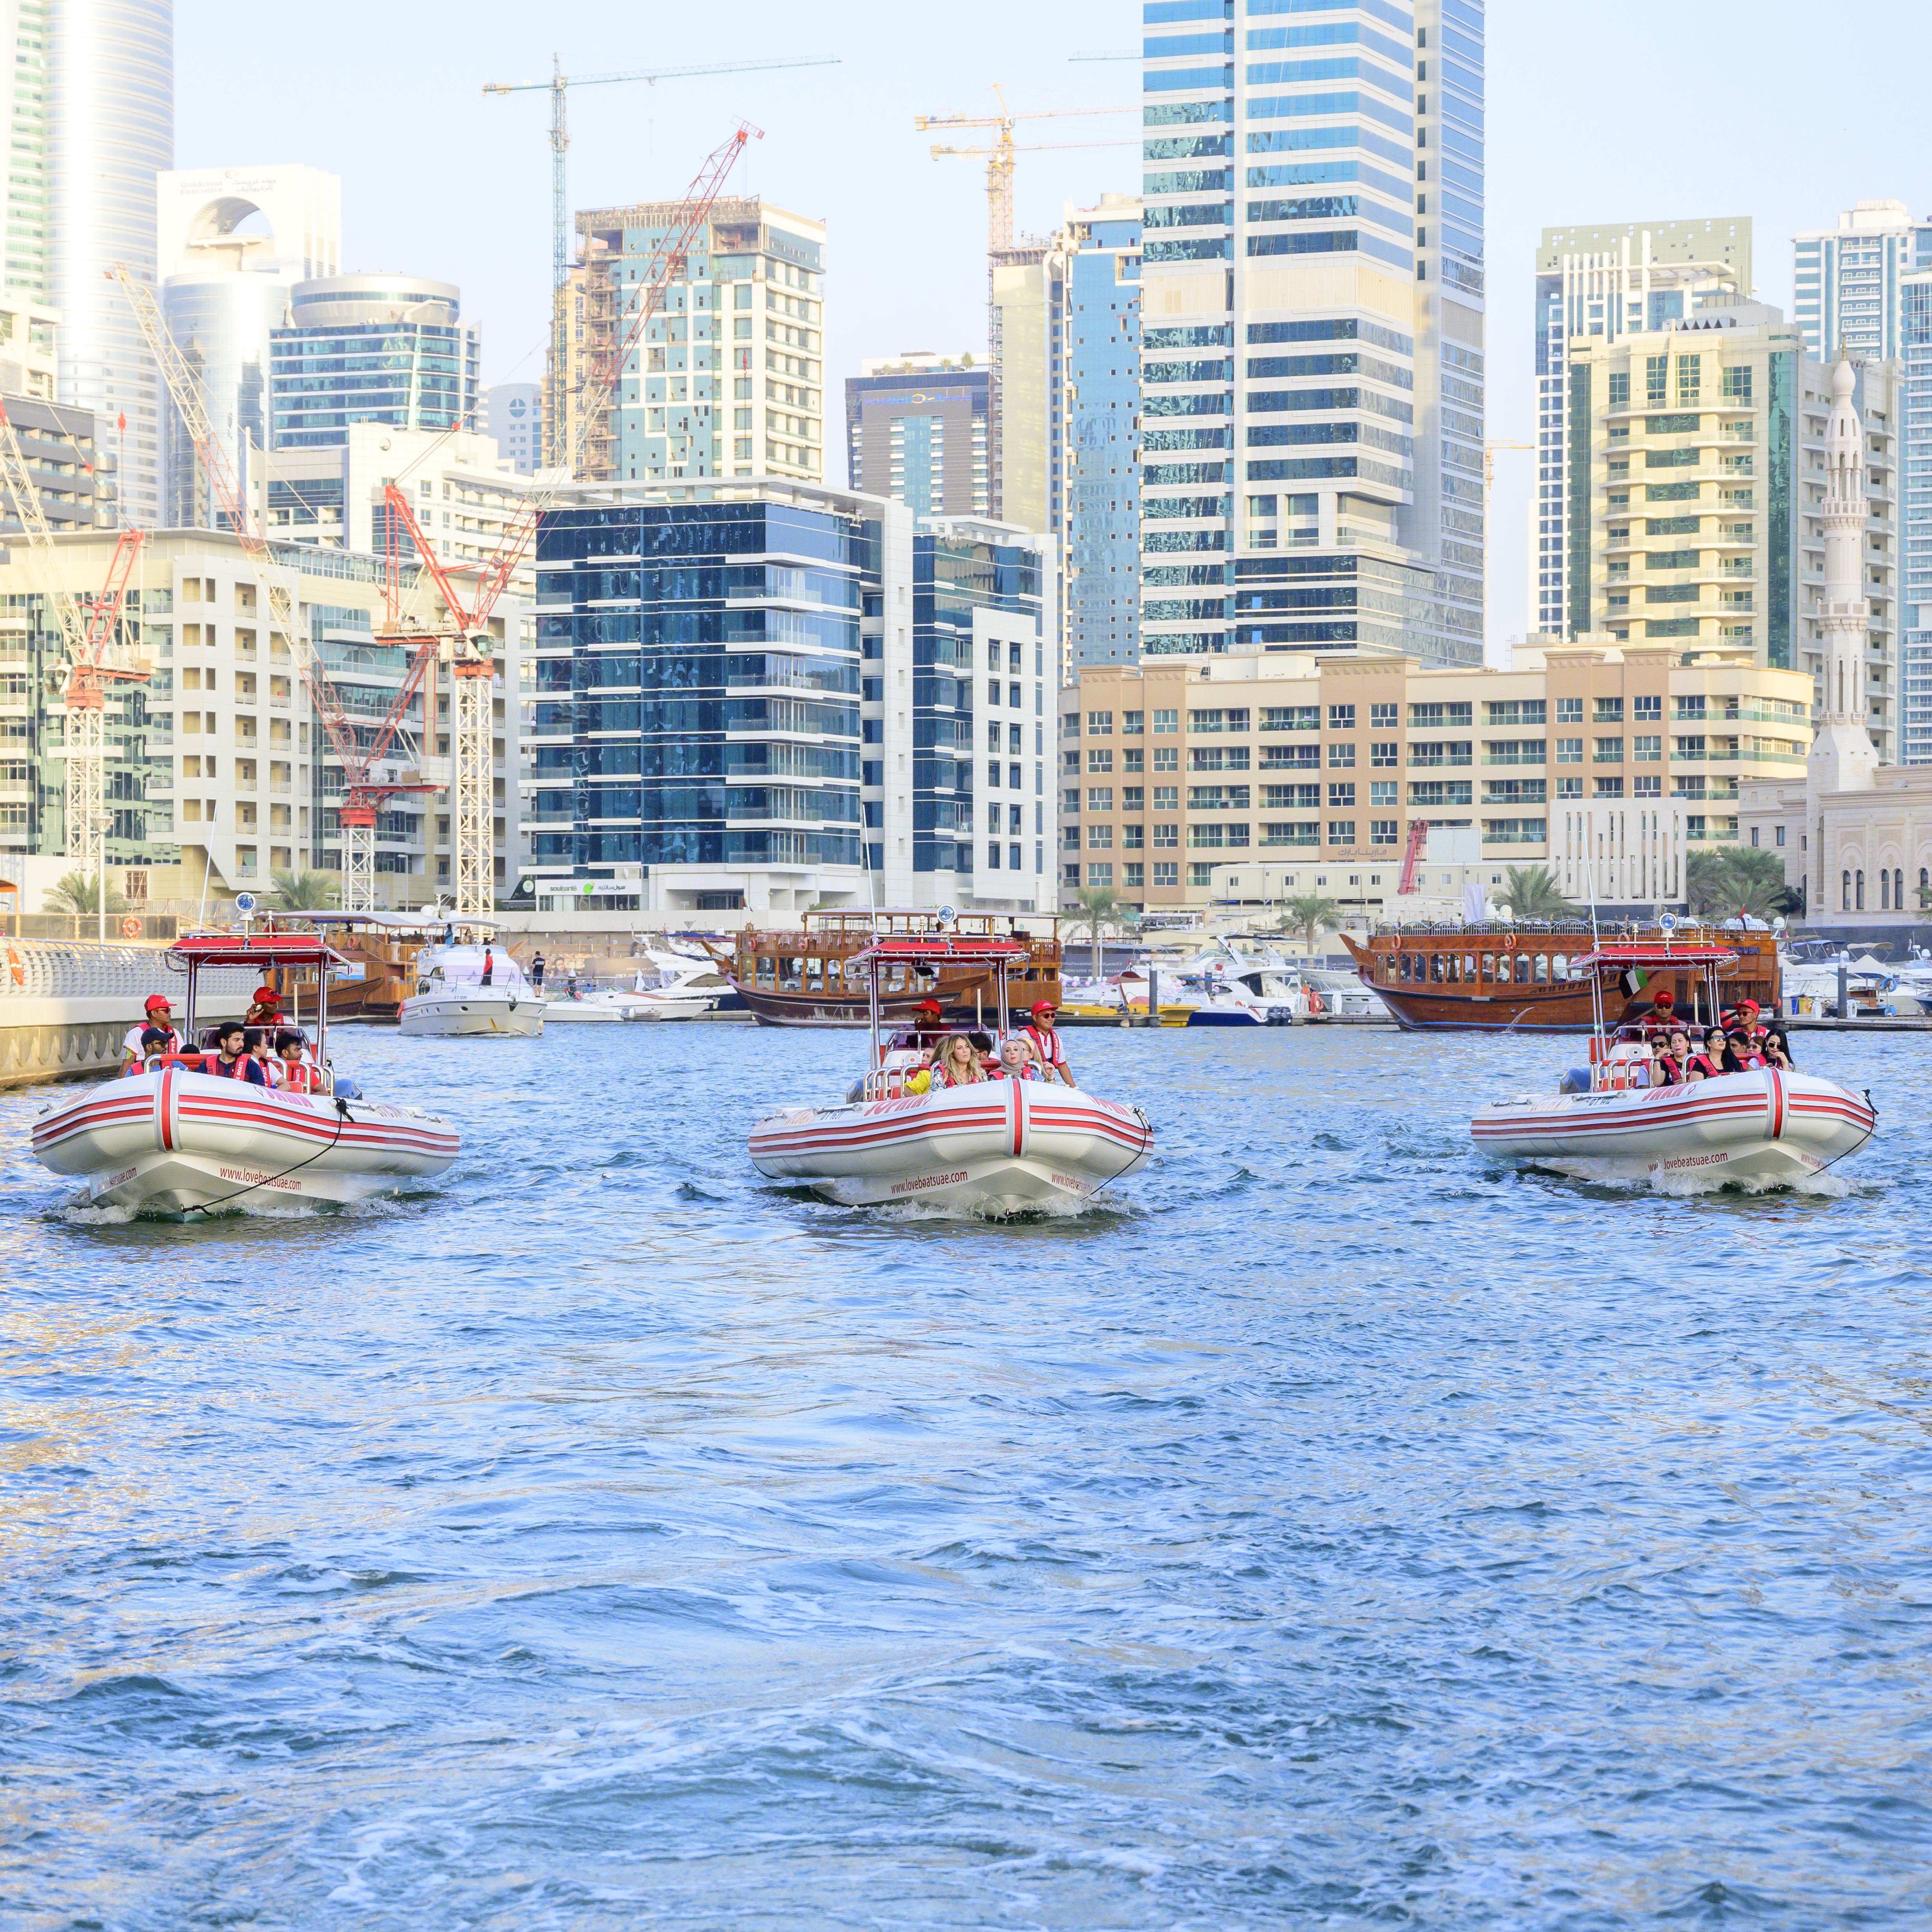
[1516,952,1532,984]
[1895,869,1904,912]
[1553,953,1569,981]
[1856,871,1865,911]
[1843,871,1852,911]
[1882,871,1890,910]
[1482,953,1497,981]
[1534,953,1550,983]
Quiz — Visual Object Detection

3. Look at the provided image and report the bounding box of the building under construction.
[0,530,528,910]
[546,195,826,484]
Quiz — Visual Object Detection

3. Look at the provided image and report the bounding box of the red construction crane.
[1398,818,1430,895]
[373,119,762,917]
[110,263,442,911]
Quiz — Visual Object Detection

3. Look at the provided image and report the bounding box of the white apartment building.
[1794,200,1932,366]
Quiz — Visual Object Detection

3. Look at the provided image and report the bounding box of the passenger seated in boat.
[123,992,182,1070]
[127,1024,175,1074]
[929,1034,986,1089]
[1654,1031,1691,1085]
[267,1028,323,1094]
[205,1022,269,1085]
[990,1036,1043,1081]
[1681,1029,1724,1081]
[1635,988,1677,1038]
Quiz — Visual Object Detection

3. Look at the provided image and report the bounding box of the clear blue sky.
[181,0,1930,652]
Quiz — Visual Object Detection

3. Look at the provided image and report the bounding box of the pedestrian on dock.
[1021,1000,1077,1088]
[529,951,546,992]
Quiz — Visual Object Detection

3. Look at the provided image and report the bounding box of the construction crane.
[0,398,147,940]
[484,54,839,293]
[916,89,1134,254]
[111,264,442,916]
[1397,817,1430,896]
[1484,440,1534,493]
[372,121,763,920]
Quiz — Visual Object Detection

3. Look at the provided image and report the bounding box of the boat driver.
[1636,988,1677,1039]
[1020,1000,1077,1088]
[122,992,181,1071]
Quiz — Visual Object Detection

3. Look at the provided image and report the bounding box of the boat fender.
[4,941,20,986]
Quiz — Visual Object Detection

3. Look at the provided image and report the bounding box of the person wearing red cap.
[245,983,283,1028]
[906,996,948,1053]
[122,992,181,1071]
[1637,986,1677,1040]
[1020,998,1077,1088]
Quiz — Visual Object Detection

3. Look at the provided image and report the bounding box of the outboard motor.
[1559,1066,1592,1095]
[332,1072,362,1101]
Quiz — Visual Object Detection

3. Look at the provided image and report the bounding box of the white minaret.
[1806,359,1880,795]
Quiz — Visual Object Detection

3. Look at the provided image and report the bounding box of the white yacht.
[399,935,546,1037]
[622,951,735,1021]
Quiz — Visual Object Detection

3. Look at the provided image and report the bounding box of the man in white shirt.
[1020,999,1077,1088]
[122,993,182,1071]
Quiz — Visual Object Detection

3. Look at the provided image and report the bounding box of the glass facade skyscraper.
[523,483,1052,916]
[1138,0,1482,669]
[269,275,479,451]
[844,354,990,519]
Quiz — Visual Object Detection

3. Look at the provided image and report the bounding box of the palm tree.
[42,869,126,916]
[271,868,340,910]
[1687,847,1787,923]
[1066,885,1129,982]
[1501,864,1572,922]
[1283,892,1341,957]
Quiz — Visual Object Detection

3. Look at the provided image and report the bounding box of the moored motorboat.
[1470,934,1876,1187]
[748,929,1154,1213]
[32,929,461,1211]
[399,930,545,1037]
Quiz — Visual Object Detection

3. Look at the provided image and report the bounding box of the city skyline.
[149,0,1932,654]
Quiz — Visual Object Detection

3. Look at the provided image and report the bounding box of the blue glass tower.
[1138,0,1482,670]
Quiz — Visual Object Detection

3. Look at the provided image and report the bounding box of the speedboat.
[621,951,734,1021]
[399,931,545,1037]
[32,929,461,1211]
[1470,935,1876,1187]
[749,928,1154,1213]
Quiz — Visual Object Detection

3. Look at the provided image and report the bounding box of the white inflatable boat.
[748,928,1154,1213]
[32,929,461,1211]
[1469,933,1876,1186]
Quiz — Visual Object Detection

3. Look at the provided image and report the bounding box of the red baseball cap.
[144,992,172,1014]
[916,998,943,1015]
[1653,989,1674,1005]
[1031,999,1057,1016]
[252,983,281,1004]
[1740,999,1760,1014]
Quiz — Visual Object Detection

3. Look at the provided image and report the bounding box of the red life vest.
[1022,1024,1066,1070]
[206,1051,268,1086]
[275,1058,320,1094]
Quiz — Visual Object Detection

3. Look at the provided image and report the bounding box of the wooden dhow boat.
[1469,935,1874,1187]
[33,929,460,1212]
[711,909,1062,1029]
[749,929,1152,1213]
[1343,919,1778,1031]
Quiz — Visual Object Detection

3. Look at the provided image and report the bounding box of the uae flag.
[1623,966,1649,996]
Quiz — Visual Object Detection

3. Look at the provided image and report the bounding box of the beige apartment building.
[3,531,525,907]
[1563,303,1901,759]
[1061,641,1813,920]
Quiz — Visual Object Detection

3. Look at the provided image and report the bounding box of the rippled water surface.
[2,1020,1929,1929]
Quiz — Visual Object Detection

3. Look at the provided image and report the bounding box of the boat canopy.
[853,936,1033,970]
[1571,941,1739,971]
[171,930,351,971]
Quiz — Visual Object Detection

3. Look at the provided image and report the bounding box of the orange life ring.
[1306,986,1325,1015]
[4,941,20,986]
[1502,934,1518,952]
[120,914,142,939]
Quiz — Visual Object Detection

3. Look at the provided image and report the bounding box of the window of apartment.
[1153,708,1178,733]
[1594,775,1625,797]
[1152,785,1179,811]
[1633,734,1662,762]
[1676,354,1701,405]
[1369,819,1399,845]
[1087,749,1113,773]
[1328,782,1355,808]
[1328,703,1355,731]
[1608,372,1631,409]
[1370,741,1397,767]
[1594,737,1624,762]
[1408,700,1472,730]
[1555,737,1583,764]
[1087,710,1113,734]
[1646,355,1668,405]
[1369,701,1398,729]
[1327,821,1355,845]
[1087,787,1113,812]
[1088,862,1113,887]
[1722,366,1752,402]
[1122,710,1144,734]
[1189,708,1249,734]
[1556,696,1585,724]
[1152,821,1179,848]
[1594,697,1623,722]
[1328,741,1355,768]
[1260,705,1319,732]
[1484,699,1546,726]
[1152,860,1178,886]
[1632,693,1662,721]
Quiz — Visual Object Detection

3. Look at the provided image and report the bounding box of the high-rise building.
[548,197,824,485]
[990,242,1051,531]
[1794,201,1932,366]
[484,381,542,474]
[1563,302,1903,760]
[269,275,479,451]
[1137,0,1483,668]
[0,1,50,303]
[50,0,173,530]
[1532,220,1750,639]
[1901,268,1932,764]
[843,352,990,518]
[157,165,342,527]
[520,480,1053,917]
[1046,195,1142,670]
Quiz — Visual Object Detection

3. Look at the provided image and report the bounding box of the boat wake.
[1523,1156,1858,1201]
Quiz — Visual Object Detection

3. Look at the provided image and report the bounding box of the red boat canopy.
[852,936,1032,970]
[170,930,351,970]
[1572,941,1739,971]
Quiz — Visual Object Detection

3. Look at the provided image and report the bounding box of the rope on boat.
[183,1098,355,1216]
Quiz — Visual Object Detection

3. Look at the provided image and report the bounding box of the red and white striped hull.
[31,1068,461,1211]
[750,1079,1154,1213]
[1470,1068,1876,1185]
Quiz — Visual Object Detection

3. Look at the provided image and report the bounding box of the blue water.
[2,1023,1928,1929]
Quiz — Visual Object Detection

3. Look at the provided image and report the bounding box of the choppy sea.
[2,1021,1926,1929]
